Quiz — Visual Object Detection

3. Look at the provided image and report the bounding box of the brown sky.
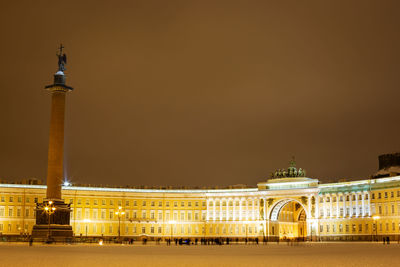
[0,0,399,187]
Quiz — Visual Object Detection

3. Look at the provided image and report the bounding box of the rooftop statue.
[57,44,67,72]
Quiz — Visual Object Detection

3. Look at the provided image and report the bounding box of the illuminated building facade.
[1,158,400,241]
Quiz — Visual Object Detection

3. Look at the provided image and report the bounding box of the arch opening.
[269,199,307,240]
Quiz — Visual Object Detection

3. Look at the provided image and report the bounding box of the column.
[336,193,339,218]
[232,198,236,221]
[361,192,365,217]
[212,199,216,222]
[367,192,372,216]
[226,198,229,221]
[239,198,242,221]
[219,199,222,221]
[349,193,353,217]
[206,199,210,221]
[355,192,359,217]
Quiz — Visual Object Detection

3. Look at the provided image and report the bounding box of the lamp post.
[115,206,125,242]
[83,219,91,238]
[44,201,56,242]
[372,215,380,242]
[169,220,176,240]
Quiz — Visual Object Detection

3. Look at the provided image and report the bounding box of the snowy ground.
[0,242,398,267]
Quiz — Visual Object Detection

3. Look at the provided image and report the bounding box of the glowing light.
[169,220,177,224]
[99,240,103,246]
[63,180,71,186]
[83,219,91,223]
[49,201,53,205]
[372,215,380,220]
[44,207,49,211]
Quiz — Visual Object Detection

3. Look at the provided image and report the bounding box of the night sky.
[1,1,399,187]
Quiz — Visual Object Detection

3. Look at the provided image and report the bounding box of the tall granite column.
[32,46,73,239]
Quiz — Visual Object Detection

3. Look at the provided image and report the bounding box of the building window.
[0,196,4,202]
[102,200,106,205]
[142,227,146,234]
[86,199,90,205]
[133,201,137,206]
[158,202,162,207]
[93,199,98,205]
[142,201,146,206]
[384,192,388,199]
[8,208,13,217]
[339,196,343,202]
[346,225,349,232]
[320,225,323,232]
[9,197,13,202]
[195,202,199,207]
[174,202,177,207]
[0,207,4,217]
[358,224,362,232]
[151,202,155,207]
[126,200,129,206]
[391,192,394,198]
[181,202,185,207]
[150,227,154,234]
[166,202,170,207]
[365,194,369,200]
[158,227,162,234]
[378,193,381,199]
[339,224,343,232]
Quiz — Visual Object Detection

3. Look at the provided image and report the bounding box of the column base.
[31,199,73,240]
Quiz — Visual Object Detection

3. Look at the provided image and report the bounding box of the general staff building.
[1,155,400,241]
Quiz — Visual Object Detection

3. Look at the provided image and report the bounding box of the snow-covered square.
[0,242,398,267]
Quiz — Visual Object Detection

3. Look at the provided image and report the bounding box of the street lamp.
[44,200,56,242]
[115,206,125,242]
[169,220,176,240]
[372,215,380,242]
[83,219,91,238]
